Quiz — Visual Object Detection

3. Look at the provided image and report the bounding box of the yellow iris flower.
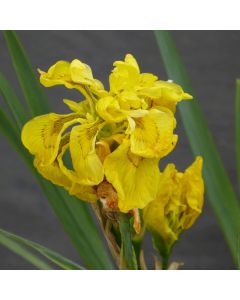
[143,156,204,250]
[21,53,194,214]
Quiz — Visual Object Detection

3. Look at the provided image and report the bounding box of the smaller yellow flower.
[143,156,204,252]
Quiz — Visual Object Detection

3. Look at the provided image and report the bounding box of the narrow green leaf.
[154,30,240,268]
[57,188,114,269]
[235,79,240,187]
[0,231,52,270]
[0,107,113,269]
[0,229,84,270]
[3,30,50,115]
[39,182,114,270]
[0,107,30,160]
[1,30,114,269]
[119,213,138,270]
[0,72,28,130]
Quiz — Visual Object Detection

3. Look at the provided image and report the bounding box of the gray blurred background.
[0,31,239,270]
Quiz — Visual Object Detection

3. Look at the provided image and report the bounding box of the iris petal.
[104,139,159,212]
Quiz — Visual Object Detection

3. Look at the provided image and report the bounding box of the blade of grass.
[119,213,137,270]
[0,229,84,270]
[0,232,52,270]
[0,72,28,130]
[3,31,50,115]
[0,106,113,269]
[154,30,240,268]
[235,79,240,187]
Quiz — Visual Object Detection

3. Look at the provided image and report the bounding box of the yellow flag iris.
[21,53,196,215]
[143,156,204,250]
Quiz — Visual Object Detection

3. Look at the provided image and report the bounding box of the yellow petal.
[181,156,204,229]
[104,139,159,212]
[143,163,179,246]
[110,54,140,93]
[39,61,72,88]
[39,60,105,95]
[59,121,104,185]
[138,73,158,88]
[95,141,111,163]
[151,81,192,113]
[143,157,204,248]
[124,54,140,72]
[96,96,127,123]
[69,183,97,203]
[70,59,94,85]
[33,144,71,189]
[130,108,177,158]
[21,113,80,165]
[63,99,90,115]
[118,91,142,110]
[113,54,140,73]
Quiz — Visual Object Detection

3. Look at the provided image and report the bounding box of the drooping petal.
[59,121,104,186]
[104,139,159,212]
[33,143,71,189]
[21,113,80,165]
[130,108,178,158]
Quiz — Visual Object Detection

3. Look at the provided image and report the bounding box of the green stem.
[162,253,170,270]
[119,213,137,270]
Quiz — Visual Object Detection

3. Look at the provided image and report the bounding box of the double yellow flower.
[21,54,204,241]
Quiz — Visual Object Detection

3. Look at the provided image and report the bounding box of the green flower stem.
[161,253,170,270]
[119,213,138,270]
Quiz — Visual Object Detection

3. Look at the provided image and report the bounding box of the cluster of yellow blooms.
[21,54,204,250]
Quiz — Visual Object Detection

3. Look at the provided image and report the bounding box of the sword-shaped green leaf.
[154,30,240,268]
[0,106,113,269]
[235,80,240,187]
[0,229,84,270]
[3,30,50,115]
[0,72,28,130]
